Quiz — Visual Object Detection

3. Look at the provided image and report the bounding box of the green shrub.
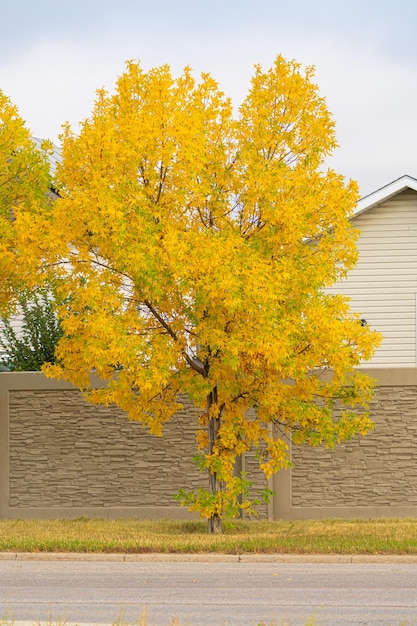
[0,290,63,371]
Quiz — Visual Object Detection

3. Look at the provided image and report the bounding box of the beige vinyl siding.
[329,189,417,367]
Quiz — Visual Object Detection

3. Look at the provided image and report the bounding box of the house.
[330,175,417,367]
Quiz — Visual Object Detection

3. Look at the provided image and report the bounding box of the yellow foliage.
[15,56,381,523]
[0,90,52,311]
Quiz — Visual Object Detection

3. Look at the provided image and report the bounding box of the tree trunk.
[207,385,222,534]
[207,512,222,534]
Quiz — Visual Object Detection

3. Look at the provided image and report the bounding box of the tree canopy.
[0,90,52,312]
[17,56,381,532]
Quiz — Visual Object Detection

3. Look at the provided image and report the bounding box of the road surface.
[1,556,417,625]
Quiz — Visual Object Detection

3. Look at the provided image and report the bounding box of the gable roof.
[355,175,417,218]
[32,137,61,177]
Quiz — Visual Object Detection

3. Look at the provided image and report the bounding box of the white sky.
[1,0,416,197]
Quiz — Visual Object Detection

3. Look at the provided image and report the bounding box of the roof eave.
[354,175,417,218]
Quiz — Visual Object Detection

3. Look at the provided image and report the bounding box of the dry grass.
[1,517,417,554]
[0,606,321,626]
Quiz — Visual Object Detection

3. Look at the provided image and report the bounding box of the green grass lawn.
[1,518,417,554]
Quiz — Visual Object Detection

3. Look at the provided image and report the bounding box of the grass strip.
[1,518,417,555]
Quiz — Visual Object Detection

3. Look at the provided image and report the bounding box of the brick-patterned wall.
[291,385,417,508]
[8,389,206,509]
[5,369,417,521]
[1,375,269,519]
[242,444,269,520]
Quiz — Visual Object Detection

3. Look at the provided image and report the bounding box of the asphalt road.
[1,556,417,625]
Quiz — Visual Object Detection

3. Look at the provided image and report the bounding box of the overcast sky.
[1,0,416,197]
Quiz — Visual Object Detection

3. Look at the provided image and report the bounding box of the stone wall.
[273,368,417,520]
[8,389,206,509]
[291,386,417,508]
[0,372,268,520]
[3,369,417,521]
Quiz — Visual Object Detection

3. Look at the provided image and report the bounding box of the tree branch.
[144,299,207,377]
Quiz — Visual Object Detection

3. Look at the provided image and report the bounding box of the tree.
[20,57,380,533]
[0,290,63,371]
[0,89,52,313]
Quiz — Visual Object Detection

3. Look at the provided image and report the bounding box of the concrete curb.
[2,551,417,563]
